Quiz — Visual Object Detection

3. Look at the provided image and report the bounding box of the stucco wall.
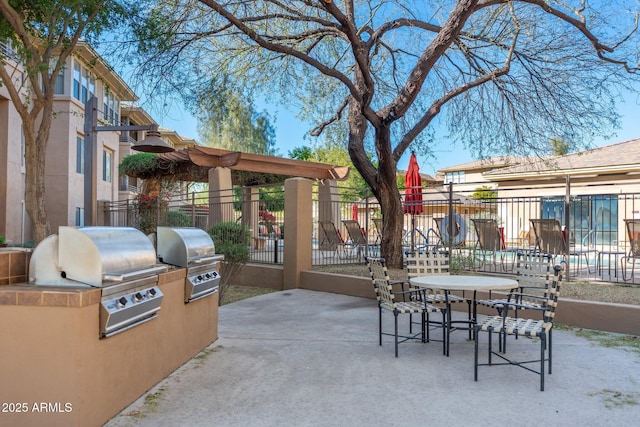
[0,268,218,427]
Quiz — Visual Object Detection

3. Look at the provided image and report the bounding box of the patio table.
[596,250,626,278]
[409,275,518,356]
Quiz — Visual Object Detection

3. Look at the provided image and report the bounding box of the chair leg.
[394,312,399,358]
[540,333,546,391]
[441,311,447,355]
[378,307,382,346]
[548,328,553,374]
[446,307,452,357]
[474,327,479,382]
[422,311,426,343]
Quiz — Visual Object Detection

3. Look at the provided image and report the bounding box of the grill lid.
[30,226,162,287]
[156,227,216,267]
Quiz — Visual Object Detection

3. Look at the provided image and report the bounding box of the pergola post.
[208,167,234,226]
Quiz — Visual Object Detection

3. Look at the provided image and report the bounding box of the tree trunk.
[377,180,404,269]
[24,107,52,245]
[347,107,405,269]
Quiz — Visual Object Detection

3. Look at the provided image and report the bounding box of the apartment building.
[0,40,194,245]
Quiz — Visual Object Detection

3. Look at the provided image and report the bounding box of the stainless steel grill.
[156,227,223,303]
[29,226,167,338]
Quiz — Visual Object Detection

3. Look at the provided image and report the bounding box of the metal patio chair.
[342,219,370,260]
[318,220,353,259]
[403,250,469,356]
[474,263,564,391]
[529,219,595,274]
[621,219,640,281]
[366,257,445,357]
[471,218,517,271]
[476,253,555,351]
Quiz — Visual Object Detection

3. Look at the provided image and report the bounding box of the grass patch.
[123,388,165,419]
[192,345,223,368]
[575,329,640,354]
[221,285,278,305]
[589,389,640,409]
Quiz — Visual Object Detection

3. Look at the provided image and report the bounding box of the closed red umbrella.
[404,152,423,252]
[352,203,359,221]
[404,152,423,215]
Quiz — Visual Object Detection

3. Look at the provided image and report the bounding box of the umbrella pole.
[411,214,415,252]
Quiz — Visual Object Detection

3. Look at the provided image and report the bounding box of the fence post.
[316,180,340,248]
[191,192,196,227]
[565,175,571,281]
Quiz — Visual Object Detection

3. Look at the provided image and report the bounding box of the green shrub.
[208,222,251,303]
[208,221,249,246]
[167,210,192,227]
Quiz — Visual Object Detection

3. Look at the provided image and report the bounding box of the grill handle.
[103,265,169,283]
[191,255,224,265]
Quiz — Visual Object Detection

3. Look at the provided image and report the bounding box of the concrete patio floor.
[105,289,640,427]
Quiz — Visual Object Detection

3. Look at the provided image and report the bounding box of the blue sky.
[152,86,640,176]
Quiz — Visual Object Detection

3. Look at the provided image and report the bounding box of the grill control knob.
[148,288,157,298]
[133,292,144,302]
[117,297,128,308]
[197,275,203,282]
[205,273,212,280]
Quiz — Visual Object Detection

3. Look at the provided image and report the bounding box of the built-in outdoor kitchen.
[0,226,222,427]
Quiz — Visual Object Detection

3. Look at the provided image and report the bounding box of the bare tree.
[128,0,640,267]
[0,1,129,244]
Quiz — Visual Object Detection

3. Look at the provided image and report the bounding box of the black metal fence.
[101,178,640,284]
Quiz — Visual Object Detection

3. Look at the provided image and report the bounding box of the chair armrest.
[499,294,546,313]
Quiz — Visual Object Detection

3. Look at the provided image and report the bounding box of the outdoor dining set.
[365,251,564,391]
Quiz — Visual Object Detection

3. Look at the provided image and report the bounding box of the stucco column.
[283,177,313,290]
[208,167,234,225]
[316,179,340,246]
[242,187,260,242]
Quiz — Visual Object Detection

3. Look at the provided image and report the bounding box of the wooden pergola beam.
[159,147,350,181]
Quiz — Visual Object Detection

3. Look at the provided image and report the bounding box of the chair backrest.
[625,219,640,256]
[530,219,567,254]
[342,219,368,245]
[405,251,449,277]
[318,221,343,249]
[515,254,564,321]
[365,257,396,311]
[471,218,503,251]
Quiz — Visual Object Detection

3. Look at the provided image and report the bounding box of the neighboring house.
[0,40,192,245]
[437,155,525,192]
[437,140,640,247]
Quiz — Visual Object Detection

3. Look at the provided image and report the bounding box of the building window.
[48,57,64,95]
[75,207,84,227]
[54,72,64,95]
[444,171,465,184]
[119,175,129,192]
[103,89,120,125]
[541,195,618,245]
[73,62,81,99]
[76,136,84,174]
[73,60,95,102]
[103,149,112,182]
